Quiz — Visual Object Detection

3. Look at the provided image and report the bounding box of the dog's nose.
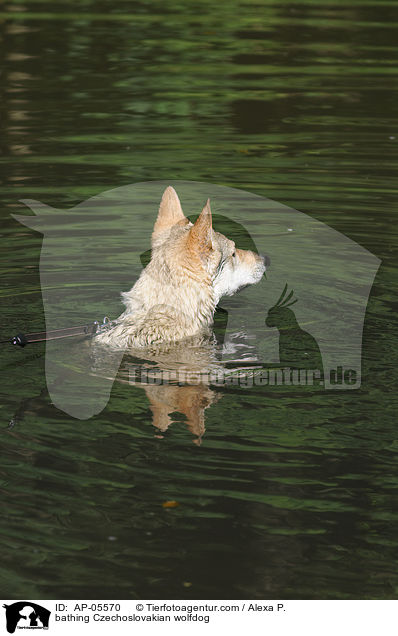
[261,254,271,267]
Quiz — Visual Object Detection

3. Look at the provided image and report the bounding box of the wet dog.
[95,186,266,349]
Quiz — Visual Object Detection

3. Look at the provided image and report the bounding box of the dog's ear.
[187,199,213,255]
[152,186,186,242]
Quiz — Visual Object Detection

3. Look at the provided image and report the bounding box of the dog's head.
[150,186,267,303]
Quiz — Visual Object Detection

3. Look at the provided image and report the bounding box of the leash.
[2,317,113,347]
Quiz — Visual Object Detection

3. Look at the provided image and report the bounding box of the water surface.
[1,0,398,599]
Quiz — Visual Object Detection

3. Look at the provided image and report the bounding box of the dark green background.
[1,0,397,599]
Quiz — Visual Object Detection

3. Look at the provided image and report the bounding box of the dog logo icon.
[3,602,51,634]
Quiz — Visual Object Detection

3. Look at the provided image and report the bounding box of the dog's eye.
[232,251,236,258]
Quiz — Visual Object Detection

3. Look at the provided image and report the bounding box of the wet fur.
[95,186,266,349]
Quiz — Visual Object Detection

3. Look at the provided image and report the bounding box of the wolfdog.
[95,186,266,349]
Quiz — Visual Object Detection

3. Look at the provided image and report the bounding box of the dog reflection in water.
[143,383,219,446]
[265,284,323,373]
[119,336,223,445]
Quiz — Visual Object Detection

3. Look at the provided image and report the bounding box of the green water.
[1,0,398,599]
